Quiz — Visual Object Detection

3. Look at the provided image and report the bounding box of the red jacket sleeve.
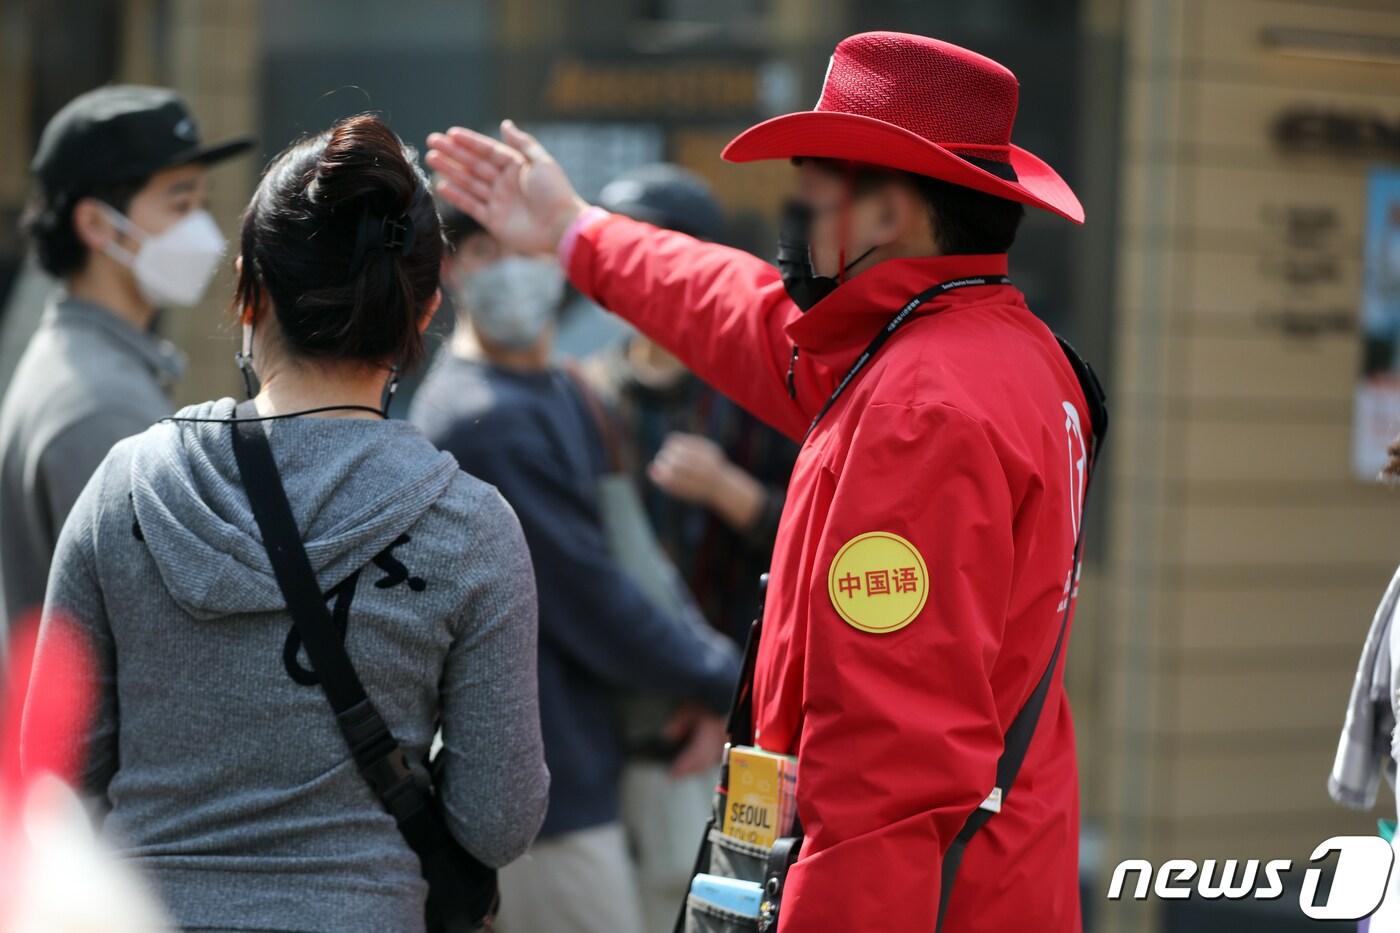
[565,213,831,442]
[779,401,1014,932]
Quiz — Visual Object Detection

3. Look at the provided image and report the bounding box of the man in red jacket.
[429,31,1097,933]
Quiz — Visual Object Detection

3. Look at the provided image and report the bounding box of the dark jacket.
[585,339,797,643]
[410,355,739,837]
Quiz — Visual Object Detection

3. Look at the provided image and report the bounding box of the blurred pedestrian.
[4,618,172,933]
[0,86,251,638]
[588,164,797,644]
[32,114,548,933]
[410,205,741,933]
[1331,432,1400,933]
[581,165,797,931]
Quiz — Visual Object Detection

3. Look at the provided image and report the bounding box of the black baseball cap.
[30,85,253,196]
[597,164,725,241]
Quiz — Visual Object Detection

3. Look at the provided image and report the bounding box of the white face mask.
[457,256,565,351]
[99,204,227,307]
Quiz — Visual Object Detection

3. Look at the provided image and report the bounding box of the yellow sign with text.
[827,531,929,634]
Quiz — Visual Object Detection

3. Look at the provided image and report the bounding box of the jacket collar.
[785,253,1012,358]
[45,292,187,391]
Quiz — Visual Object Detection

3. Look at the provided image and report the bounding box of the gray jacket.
[29,398,549,932]
[0,293,184,635]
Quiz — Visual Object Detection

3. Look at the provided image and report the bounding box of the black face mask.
[777,199,876,312]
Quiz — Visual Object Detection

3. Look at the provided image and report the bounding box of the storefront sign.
[1353,168,1400,480]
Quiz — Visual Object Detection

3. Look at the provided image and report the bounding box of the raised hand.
[425,120,588,257]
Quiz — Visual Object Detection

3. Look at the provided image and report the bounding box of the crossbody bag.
[229,401,498,932]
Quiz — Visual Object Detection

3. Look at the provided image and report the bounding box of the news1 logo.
[1107,837,1396,920]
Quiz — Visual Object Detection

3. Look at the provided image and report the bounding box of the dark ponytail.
[235,113,443,368]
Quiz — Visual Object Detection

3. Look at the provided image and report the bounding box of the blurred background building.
[1,0,1398,929]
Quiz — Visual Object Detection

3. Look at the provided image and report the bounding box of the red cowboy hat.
[723,32,1084,224]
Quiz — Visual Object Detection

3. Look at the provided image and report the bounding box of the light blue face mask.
[456,255,566,350]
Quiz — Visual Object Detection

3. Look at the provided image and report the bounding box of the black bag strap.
[935,337,1108,931]
[757,835,803,931]
[724,573,768,748]
[670,572,770,933]
[228,401,431,835]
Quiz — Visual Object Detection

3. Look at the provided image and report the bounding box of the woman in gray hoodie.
[26,114,549,932]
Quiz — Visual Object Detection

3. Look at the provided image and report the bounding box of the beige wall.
[0,2,32,219]
[0,0,261,403]
[132,0,261,407]
[1098,0,1400,929]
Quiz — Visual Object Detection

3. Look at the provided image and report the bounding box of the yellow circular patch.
[827,531,929,634]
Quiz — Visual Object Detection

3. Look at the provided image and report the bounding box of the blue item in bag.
[690,874,763,918]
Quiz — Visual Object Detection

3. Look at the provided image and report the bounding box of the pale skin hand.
[663,701,729,777]
[425,120,589,256]
[649,432,767,531]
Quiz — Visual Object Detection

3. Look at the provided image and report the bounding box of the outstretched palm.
[425,120,586,256]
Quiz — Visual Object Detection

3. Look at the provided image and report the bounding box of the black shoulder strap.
[227,402,426,829]
[560,362,628,474]
[935,337,1107,931]
[724,573,768,748]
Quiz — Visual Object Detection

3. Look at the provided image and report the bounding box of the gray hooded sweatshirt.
[29,398,549,933]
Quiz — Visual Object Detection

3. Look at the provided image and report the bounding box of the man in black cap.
[0,85,251,634]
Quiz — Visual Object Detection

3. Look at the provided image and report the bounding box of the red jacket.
[566,213,1087,933]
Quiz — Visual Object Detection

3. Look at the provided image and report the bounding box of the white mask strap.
[96,202,143,266]
[380,363,401,418]
[236,320,259,399]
